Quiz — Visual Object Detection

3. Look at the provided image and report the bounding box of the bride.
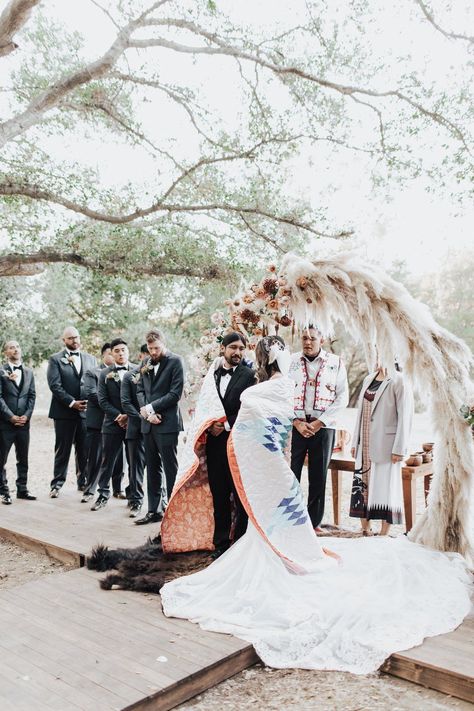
[160,336,471,674]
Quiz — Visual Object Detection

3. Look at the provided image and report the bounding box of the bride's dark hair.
[255,335,286,382]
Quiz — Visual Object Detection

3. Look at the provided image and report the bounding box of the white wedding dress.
[160,376,471,674]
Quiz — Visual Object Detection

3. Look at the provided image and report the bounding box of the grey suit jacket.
[98,363,136,435]
[351,372,413,465]
[136,353,184,434]
[0,364,36,429]
[120,367,142,440]
[47,350,97,420]
[83,365,105,431]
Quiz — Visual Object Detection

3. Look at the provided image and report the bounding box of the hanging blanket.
[228,376,336,573]
[161,358,225,553]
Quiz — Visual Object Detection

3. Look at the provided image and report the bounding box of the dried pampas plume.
[280,252,474,563]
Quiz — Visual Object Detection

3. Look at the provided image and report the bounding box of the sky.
[2,0,473,276]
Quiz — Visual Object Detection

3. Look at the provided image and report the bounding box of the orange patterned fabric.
[161,417,225,553]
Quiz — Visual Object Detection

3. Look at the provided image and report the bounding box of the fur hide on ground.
[87,537,214,594]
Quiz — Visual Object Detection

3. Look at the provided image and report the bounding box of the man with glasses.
[288,325,348,531]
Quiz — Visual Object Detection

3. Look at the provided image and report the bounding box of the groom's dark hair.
[222,332,246,347]
[146,328,164,343]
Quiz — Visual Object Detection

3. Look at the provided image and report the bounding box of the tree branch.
[0,249,226,279]
[0,1,165,147]
[133,18,471,153]
[414,0,474,44]
[0,181,352,238]
[0,0,39,58]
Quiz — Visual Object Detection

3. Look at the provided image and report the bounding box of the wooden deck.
[0,490,472,707]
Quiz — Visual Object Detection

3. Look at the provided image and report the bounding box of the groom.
[206,332,256,554]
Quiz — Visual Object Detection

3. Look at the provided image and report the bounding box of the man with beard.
[47,327,97,497]
[288,325,348,531]
[206,332,256,554]
[136,329,184,525]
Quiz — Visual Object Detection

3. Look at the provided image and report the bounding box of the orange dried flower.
[306,297,313,304]
[267,264,277,273]
[267,299,280,311]
[243,293,255,304]
[296,276,308,289]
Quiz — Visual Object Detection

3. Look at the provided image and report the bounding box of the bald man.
[47,327,97,497]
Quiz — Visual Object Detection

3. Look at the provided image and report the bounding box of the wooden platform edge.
[124,644,259,711]
[0,525,83,567]
[381,653,474,704]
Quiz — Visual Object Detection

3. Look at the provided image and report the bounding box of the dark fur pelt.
[87,536,214,594]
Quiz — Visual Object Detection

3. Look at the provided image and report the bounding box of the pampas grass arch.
[276,252,473,562]
[193,252,472,560]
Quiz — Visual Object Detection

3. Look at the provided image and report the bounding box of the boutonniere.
[60,355,75,366]
[0,369,17,381]
[106,371,120,382]
[131,372,141,384]
[140,362,154,376]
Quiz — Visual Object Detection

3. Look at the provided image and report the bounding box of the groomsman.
[0,340,36,504]
[121,366,146,517]
[207,332,256,552]
[288,325,348,530]
[47,327,97,497]
[136,329,184,525]
[81,343,124,503]
[91,338,135,511]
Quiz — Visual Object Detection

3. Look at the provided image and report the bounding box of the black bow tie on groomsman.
[218,366,235,377]
[116,366,127,370]
[68,351,80,356]
[12,365,23,371]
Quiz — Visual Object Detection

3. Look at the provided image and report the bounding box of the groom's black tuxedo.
[47,349,97,490]
[0,363,36,496]
[207,362,256,548]
[136,353,184,513]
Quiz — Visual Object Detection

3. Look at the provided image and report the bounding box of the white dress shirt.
[67,350,82,374]
[8,361,22,387]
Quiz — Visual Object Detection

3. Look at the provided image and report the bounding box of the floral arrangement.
[184,264,298,407]
[0,368,18,381]
[460,404,474,435]
[140,361,154,376]
[106,371,120,382]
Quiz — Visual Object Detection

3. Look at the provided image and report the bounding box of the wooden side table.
[328,456,433,533]
[402,462,433,532]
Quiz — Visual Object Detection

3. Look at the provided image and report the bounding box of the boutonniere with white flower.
[131,372,141,384]
[61,354,76,366]
[106,371,120,382]
[140,362,154,376]
[0,368,17,381]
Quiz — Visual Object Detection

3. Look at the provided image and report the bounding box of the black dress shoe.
[91,496,108,511]
[1,494,12,505]
[134,511,163,525]
[129,503,142,518]
[17,492,37,500]
[77,484,87,492]
[113,491,127,500]
[49,488,60,498]
[81,492,94,503]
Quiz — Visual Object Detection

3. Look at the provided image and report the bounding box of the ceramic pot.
[406,454,423,466]
[422,452,432,463]
[422,442,434,452]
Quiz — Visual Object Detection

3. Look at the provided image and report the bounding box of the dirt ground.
[0,414,471,711]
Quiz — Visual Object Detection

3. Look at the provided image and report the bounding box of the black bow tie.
[12,365,23,371]
[68,351,80,356]
[116,366,127,370]
[218,366,235,377]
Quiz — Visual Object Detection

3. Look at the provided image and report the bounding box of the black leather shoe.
[134,512,163,525]
[129,503,142,518]
[91,496,108,511]
[77,484,87,492]
[49,488,60,498]
[1,494,12,505]
[17,492,37,500]
[113,491,127,500]
[81,493,94,503]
